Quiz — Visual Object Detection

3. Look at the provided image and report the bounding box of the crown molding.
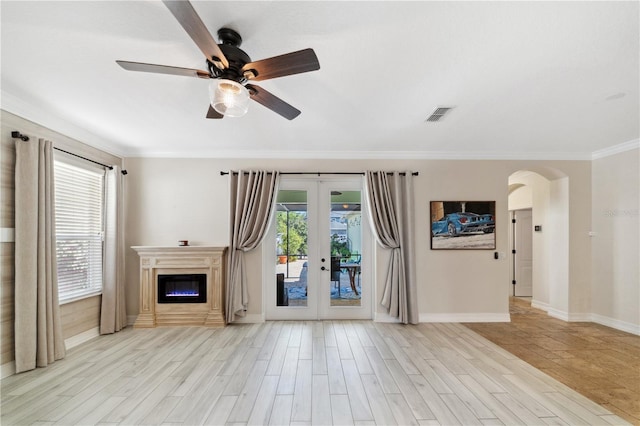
[125,149,594,161]
[591,139,639,160]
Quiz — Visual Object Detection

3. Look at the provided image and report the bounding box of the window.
[54,157,105,303]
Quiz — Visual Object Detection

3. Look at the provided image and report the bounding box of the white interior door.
[513,209,533,297]
[265,177,372,320]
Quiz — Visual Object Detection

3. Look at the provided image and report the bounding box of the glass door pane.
[329,190,362,307]
[275,190,309,307]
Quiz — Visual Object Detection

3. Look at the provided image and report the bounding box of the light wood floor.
[1,320,631,425]
[465,297,640,425]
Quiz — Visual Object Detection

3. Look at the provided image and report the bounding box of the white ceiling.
[2,1,638,159]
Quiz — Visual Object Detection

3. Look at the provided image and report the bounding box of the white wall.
[124,157,593,323]
[508,185,532,211]
[591,148,640,333]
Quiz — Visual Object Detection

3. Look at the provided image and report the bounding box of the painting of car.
[431,212,495,237]
[430,201,496,249]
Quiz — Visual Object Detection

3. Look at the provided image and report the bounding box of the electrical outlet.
[0,228,14,243]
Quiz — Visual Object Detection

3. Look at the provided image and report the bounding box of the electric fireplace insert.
[157,274,207,304]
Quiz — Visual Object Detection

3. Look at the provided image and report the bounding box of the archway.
[508,168,570,318]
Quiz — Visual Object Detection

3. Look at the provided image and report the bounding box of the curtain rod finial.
[11,131,29,141]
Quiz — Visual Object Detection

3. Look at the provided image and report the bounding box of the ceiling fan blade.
[116,61,210,79]
[162,0,229,69]
[206,105,224,119]
[242,48,320,82]
[246,84,301,120]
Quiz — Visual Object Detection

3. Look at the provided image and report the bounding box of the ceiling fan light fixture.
[210,79,250,117]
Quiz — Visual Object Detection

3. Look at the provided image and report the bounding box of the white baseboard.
[567,313,592,322]
[528,301,639,336]
[545,307,569,321]
[531,299,549,311]
[374,312,402,323]
[232,314,265,324]
[537,305,590,323]
[419,313,511,323]
[65,327,100,350]
[534,302,572,321]
[1,361,16,379]
[591,313,640,336]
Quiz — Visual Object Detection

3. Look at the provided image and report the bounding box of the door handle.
[321,266,327,271]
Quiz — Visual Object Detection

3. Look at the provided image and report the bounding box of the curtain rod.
[220,171,419,176]
[12,131,128,175]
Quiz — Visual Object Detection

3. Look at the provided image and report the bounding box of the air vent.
[425,106,454,122]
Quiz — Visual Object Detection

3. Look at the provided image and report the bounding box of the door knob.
[321,266,326,271]
[321,258,326,262]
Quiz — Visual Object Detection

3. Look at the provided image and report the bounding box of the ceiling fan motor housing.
[207,28,254,83]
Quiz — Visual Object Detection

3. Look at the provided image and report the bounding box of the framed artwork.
[430,201,496,250]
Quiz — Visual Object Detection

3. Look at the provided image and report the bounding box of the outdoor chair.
[330,256,342,296]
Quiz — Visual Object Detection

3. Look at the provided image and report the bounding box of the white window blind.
[54,159,105,303]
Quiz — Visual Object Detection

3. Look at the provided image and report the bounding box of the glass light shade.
[209,79,250,117]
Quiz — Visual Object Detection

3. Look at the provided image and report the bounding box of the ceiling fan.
[116,0,320,120]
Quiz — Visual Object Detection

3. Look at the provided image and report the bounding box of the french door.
[265,177,372,320]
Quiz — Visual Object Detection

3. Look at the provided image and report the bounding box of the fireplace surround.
[132,246,227,327]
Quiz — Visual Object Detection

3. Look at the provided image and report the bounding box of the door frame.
[263,176,374,320]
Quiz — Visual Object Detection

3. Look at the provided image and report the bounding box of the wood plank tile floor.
[465,297,640,425]
[1,319,631,425]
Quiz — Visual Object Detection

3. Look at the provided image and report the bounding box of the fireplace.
[158,274,207,304]
[132,246,227,328]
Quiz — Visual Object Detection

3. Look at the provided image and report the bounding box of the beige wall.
[3,106,636,377]
[591,148,640,332]
[548,177,570,315]
[124,157,593,322]
[1,111,123,373]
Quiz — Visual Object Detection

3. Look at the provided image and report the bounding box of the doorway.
[265,177,372,320]
[508,169,571,318]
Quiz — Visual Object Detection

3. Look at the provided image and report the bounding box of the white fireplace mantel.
[131,246,227,328]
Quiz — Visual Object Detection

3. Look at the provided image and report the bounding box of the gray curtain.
[14,138,66,373]
[364,171,418,324]
[226,170,280,323]
[100,166,127,334]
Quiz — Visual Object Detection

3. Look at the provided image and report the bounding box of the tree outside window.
[276,211,307,262]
